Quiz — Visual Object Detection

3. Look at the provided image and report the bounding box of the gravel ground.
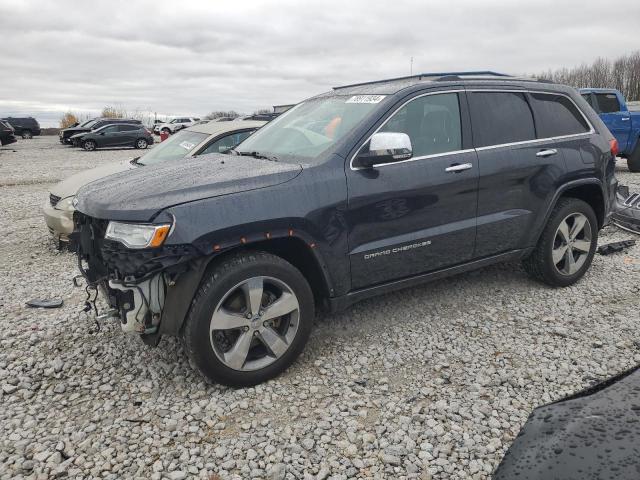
[1,136,639,480]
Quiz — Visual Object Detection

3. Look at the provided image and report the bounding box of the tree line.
[536,50,640,101]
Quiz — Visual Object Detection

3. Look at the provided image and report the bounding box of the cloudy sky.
[1,0,639,126]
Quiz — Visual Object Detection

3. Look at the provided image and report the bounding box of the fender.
[157,229,335,337]
[530,178,605,246]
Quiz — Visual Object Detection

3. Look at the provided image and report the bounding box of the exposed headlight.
[56,196,76,212]
[105,221,171,249]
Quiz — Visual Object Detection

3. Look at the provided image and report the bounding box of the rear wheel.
[523,198,598,287]
[183,251,314,387]
[628,142,640,172]
[135,138,148,149]
[83,140,97,151]
[21,130,33,139]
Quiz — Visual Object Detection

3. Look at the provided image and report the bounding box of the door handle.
[536,148,558,158]
[621,117,630,121]
[445,163,473,173]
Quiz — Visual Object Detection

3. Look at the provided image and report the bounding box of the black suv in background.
[59,118,142,145]
[1,117,41,138]
[74,72,617,386]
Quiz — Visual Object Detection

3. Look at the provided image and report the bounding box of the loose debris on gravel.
[1,136,639,479]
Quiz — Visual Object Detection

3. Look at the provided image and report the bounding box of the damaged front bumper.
[612,184,640,234]
[73,213,201,337]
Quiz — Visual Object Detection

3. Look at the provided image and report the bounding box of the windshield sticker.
[346,95,386,104]
[179,141,195,150]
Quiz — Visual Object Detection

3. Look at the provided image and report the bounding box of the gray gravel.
[1,136,639,479]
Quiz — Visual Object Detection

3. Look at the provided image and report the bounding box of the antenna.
[410,57,413,75]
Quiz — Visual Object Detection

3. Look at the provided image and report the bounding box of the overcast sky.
[1,0,639,127]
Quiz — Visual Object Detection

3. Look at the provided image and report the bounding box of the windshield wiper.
[233,151,279,162]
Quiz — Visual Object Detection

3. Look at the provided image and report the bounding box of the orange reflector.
[265,232,271,239]
[610,138,619,157]
[213,244,221,252]
[240,237,247,244]
[149,225,171,248]
[288,229,294,236]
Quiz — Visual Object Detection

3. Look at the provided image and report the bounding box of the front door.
[346,91,479,290]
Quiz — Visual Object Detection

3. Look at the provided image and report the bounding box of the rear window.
[528,93,590,137]
[594,93,621,113]
[118,125,138,132]
[468,92,536,147]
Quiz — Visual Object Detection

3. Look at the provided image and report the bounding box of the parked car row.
[153,117,200,134]
[44,120,265,244]
[54,71,620,387]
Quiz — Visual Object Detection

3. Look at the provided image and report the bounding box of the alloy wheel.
[210,276,300,371]
[137,139,147,148]
[552,212,592,275]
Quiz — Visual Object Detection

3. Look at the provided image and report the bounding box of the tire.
[522,198,598,287]
[183,251,314,387]
[161,127,170,135]
[21,130,33,139]
[135,138,148,149]
[83,140,97,151]
[628,141,640,172]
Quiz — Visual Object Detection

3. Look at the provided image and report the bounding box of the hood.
[76,153,302,221]
[51,161,135,199]
[494,366,640,479]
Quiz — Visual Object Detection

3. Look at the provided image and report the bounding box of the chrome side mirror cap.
[354,132,412,168]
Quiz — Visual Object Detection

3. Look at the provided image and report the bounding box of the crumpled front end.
[612,184,640,234]
[73,212,199,334]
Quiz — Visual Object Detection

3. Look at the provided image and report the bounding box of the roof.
[579,87,620,94]
[186,120,266,135]
[328,71,554,96]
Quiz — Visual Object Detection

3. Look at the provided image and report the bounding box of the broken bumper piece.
[108,273,166,334]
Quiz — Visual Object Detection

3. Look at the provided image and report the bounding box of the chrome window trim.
[349,88,595,171]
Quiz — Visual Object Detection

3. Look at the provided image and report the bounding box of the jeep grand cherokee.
[73,71,617,387]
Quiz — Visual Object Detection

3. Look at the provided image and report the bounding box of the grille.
[49,193,61,207]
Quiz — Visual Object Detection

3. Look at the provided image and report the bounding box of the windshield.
[138,130,208,165]
[235,95,382,162]
[82,119,98,128]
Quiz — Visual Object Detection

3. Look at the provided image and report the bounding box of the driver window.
[200,130,253,155]
[380,93,462,157]
[102,126,118,134]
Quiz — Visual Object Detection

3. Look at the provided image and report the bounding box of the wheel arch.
[533,179,605,246]
[159,236,333,337]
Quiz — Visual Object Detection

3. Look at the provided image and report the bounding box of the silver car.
[43,120,265,246]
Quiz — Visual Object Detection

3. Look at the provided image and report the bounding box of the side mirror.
[354,132,412,169]
[100,132,105,136]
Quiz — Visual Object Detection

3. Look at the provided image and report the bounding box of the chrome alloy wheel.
[552,212,592,275]
[209,276,300,371]
[136,139,147,148]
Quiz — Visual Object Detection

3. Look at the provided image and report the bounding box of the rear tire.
[83,140,96,151]
[21,130,33,139]
[183,251,314,387]
[628,142,640,172]
[135,138,148,149]
[522,198,598,287]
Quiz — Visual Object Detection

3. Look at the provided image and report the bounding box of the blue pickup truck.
[580,88,640,172]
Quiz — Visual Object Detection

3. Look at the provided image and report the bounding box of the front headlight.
[105,221,171,249]
[56,196,76,212]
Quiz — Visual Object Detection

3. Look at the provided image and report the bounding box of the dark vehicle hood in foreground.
[75,153,302,221]
[494,365,640,479]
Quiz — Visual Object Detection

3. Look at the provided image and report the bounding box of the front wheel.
[83,140,97,151]
[183,251,314,387]
[135,138,148,149]
[21,130,33,139]
[522,198,598,287]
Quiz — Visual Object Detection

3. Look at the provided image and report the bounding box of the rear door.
[468,90,567,257]
[117,125,138,145]
[97,125,120,147]
[346,90,479,289]
[592,92,630,151]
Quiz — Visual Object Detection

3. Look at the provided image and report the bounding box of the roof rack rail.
[333,71,512,90]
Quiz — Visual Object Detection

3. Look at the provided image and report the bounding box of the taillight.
[610,138,619,157]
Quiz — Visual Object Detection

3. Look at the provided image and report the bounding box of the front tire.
[628,142,640,172]
[83,140,97,151]
[135,138,148,149]
[522,198,598,287]
[183,251,314,387]
[21,130,33,139]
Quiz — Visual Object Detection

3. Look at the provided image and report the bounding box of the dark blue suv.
[74,72,617,386]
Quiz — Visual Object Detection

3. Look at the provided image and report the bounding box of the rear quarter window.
[468,92,536,147]
[528,93,590,137]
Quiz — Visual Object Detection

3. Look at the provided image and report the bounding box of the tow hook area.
[109,274,166,334]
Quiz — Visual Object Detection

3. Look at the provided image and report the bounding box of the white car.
[153,117,200,134]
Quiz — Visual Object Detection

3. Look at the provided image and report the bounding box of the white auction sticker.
[179,141,195,150]
[345,95,386,104]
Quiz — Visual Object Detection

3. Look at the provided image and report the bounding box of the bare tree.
[205,110,240,120]
[535,50,640,101]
